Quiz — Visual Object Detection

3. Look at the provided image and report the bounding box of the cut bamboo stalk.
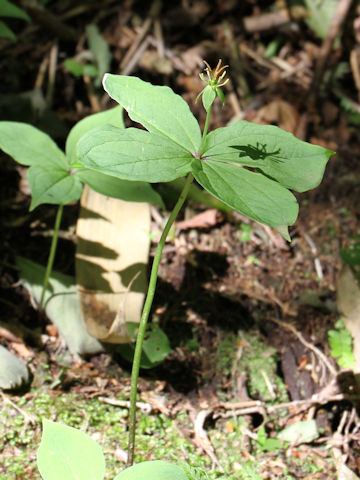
[76,185,151,343]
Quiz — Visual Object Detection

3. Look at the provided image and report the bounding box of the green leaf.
[328,319,355,369]
[0,121,67,168]
[277,419,319,444]
[64,59,98,78]
[117,323,172,368]
[27,164,82,210]
[216,87,225,107]
[202,121,333,192]
[86,24,112,87]
[304,0,337,39]
[191,158,298,240]
[103,74,201,153]
[37,420,106,480]
[66,106,124,164]
[75,169,163,206]
[77,125,193,182]
[0,0,31,21]
[202,86,216,112]
[16,256,102,355]
[114,460,188,480]
[0,345,29,390]
[256,426,282,452]
[0,19,16,39]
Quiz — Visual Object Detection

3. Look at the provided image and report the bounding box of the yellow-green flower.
[196,59,229,111]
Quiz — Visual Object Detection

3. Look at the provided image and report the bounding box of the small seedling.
[328,318,355,369]
[73,60,333,472]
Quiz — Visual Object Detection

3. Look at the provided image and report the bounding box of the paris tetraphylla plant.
[34,60,333,480]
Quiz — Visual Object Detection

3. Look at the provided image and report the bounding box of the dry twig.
[1,391,37,425]
[269,317,337,377]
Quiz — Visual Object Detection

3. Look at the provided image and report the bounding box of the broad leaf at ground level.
[17,256,102,355]
[103,74,201,153]
[0,121,67,168]
[0,345,29,390]
[202,121,333,192]
[37,420,105,480]
[66,105,124,164]
[76,169,164,206]
[277,419,319,444]
[117,323,172,368]
[191,158,298,240]
[114,460,188,480]
[27,164,83,210]
[77,125,193,182]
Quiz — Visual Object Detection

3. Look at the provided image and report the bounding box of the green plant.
[64,24,112,87]
[3,59,332,478]
[0,0,31,40]
[0,107,161,309]
[71,60,332,474]
[328,318,355,369]
[37,420,207,480]
[256,425,282,452]
[340,235,360,281]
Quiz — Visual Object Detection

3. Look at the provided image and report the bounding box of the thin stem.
[199,104,213,155]
[127,173,194,466]
[39,204,63,310]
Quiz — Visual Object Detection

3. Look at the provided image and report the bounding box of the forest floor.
[1,1,360,479]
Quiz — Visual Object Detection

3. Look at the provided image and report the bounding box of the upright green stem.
[199,104,212,155]
[127,173,194,466]
[39,204,64,310]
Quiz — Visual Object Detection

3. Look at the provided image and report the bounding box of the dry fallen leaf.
[176,209,221,230]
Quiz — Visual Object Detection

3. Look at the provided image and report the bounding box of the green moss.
[240,333,288,403]
[215,330,288,403]
[0,343,332,480]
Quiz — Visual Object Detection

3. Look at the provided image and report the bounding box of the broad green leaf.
[37,420,105,480]
[328,319,355,370]
[27,164,82,210]
[86,24,112,87]
[304,0,337,39]
[202,121,333,192]
[66,106,124,164]
[77,125,193,182]
[0,121,67,168]
[117,323,172,368]
[17,256,102,355]
[191,158,298,240]
[277,419,319,444]
[202,86,216,112]
[75,169,164,206]
[103,74,201,153]
[0,19,16,39]
[0,345,29,390]
[114,460,188,480]
[0,0,31,21]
